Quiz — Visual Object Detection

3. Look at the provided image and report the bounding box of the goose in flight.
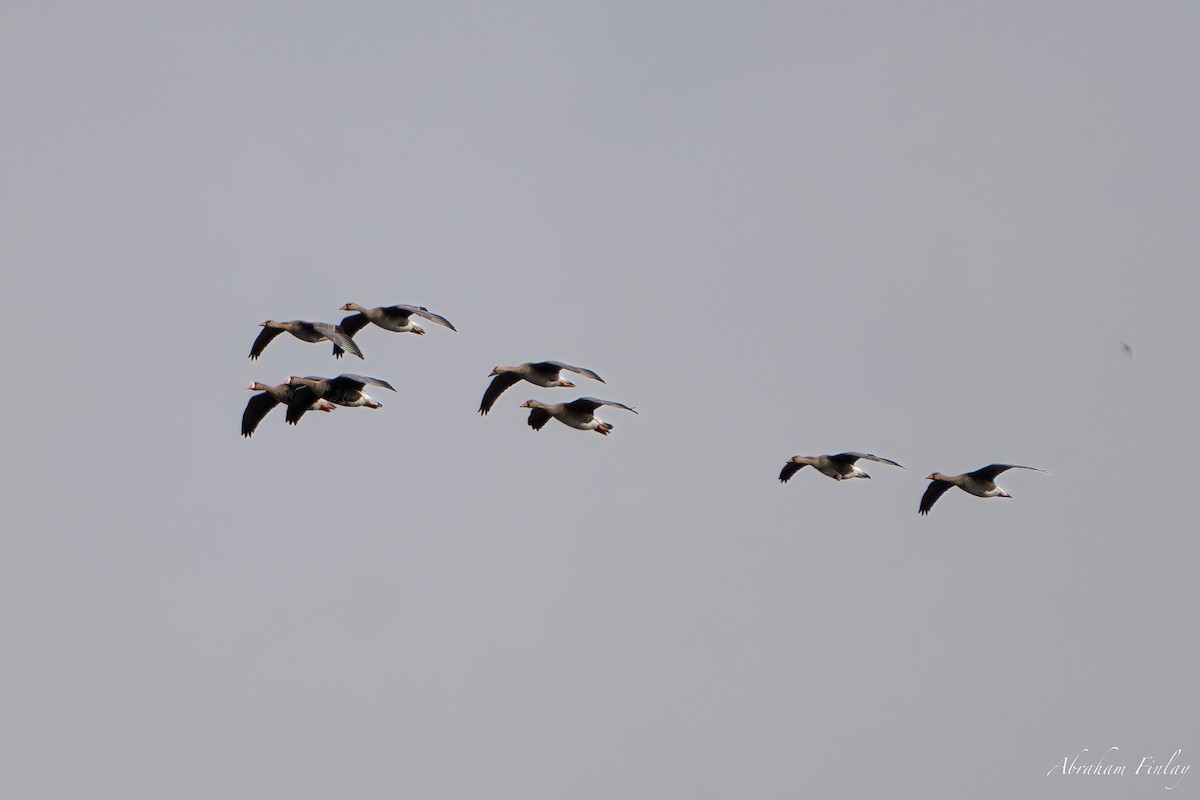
[479,361,605,415]
[520,397,636,435]
[249,320,363,360]
[919,464,1049,515]
[242,381,335,437]
[285,374,396,424]
[779,452,905,483]
[332,303,457,357]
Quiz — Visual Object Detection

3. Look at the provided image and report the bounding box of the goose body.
[242,382,334,437]
[480,361,605,415]
[286,374,396,423]
[250,320,363,360]
[520,397,636,435]
[919,464,1048,515]
[779,452,905,483]
[333,303,456,357]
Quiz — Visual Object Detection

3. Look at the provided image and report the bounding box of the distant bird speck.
[1121,341,1133,358]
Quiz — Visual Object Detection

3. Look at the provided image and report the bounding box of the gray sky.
[2,2,1196,797]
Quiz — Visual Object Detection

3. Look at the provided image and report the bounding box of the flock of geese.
[778,454,1049,515]
[241,301,1048,516]
[243,303,639,437]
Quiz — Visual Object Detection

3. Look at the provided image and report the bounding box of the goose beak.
[560,380,575,388]
[412,326,425,335]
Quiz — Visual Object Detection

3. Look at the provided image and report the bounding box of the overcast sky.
[1,2,1197,797]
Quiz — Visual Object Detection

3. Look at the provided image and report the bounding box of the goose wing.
[311,322,363,360]
[534,361,605,383]
[334,374,395,391]
[918,480,954,515]
[968,464,1047,482]
[331,313,370,358]
[339,313,371,338]
[390,304,457,331]
[249,327,284,360]
[527,407,552,430]
[284,386,321,425]
[565,397,637,415]
[479,371,523,415]
[779,461,806,483]
[241,392,280,437]
[829,452,905,469]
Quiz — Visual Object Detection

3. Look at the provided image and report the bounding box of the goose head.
[340,303,366,312]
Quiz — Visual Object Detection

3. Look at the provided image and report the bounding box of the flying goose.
[285,374,396,424]
[332,303,457,357]
[520,397,636,435]
[779,452,905,483]
[249,320,364,360]
[919,464,1049,515]
[242,382,335,437]
[479,361,605,415]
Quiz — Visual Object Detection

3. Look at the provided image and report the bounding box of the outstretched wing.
[918,481,954,516]
[285,387,321,425]
[779,461,806,483]
[335,374,395,391]
[388,307,453,331]
[968,464,1047,482]
[249,327,284,360]
[332,313,370,358]
[312,322,363,360]
[527,407,552,430]
[829,452,905,469]
[339,313,371,337]
[566,397,637,415]
[535,361,605,383]
[241,392,280,437]
[479,371,522,415]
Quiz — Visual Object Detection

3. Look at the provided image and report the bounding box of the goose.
[249,320,363,360]
[285,374,396,424]
[332,303,457,357]
[779,452,905,483]
[242,382,336,437]
[919,464,1049,515]
[479,361,605,415]
[520,397,636,435]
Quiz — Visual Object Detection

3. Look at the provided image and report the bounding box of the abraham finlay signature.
[1048,747,1189,790]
